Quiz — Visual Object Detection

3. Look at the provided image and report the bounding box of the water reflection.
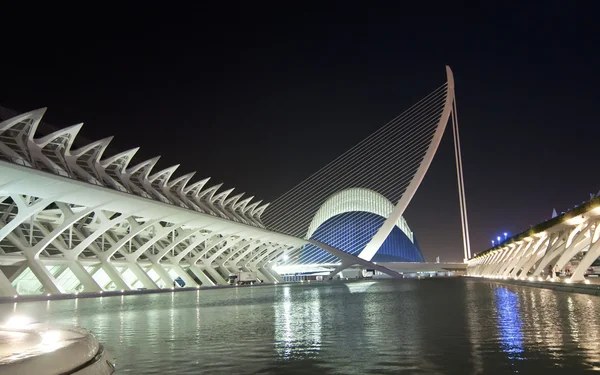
[345,281,376,294]
[494,287,524,360]
[1,279,600,374]
[274,286,321,359]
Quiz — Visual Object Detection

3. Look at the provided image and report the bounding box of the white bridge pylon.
[264,66,472,277]
[467,201,600,283]
[358,66,468,262]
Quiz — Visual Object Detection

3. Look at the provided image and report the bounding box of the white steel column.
[100,261,131,290]
[126,262,159,289]
[68,261,102,292]
[188,265,216,286]
[0,268,18,297]
[451,94,472,261]
[25,256,65,294]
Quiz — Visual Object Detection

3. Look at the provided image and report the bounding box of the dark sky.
[2,3,598,262]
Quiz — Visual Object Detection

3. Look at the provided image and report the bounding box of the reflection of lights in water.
[566,296,579,343]
[494,287,524,360]
[346,281,376,294]
[274,286,321,359]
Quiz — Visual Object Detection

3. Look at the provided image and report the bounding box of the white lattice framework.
[467,201,600,283]
[0,109,308,296]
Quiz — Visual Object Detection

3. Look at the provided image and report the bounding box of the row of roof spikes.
[0,108,269,226]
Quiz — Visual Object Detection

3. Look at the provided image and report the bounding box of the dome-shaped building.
[290,188,425,266]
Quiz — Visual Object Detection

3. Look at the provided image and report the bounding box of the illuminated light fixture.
[120,289,124,293]
[528,277,534,281]
[74,292,79,296]
[521,277,526,281]
[565,279,572,284]
[196,285,200,289]
[504,232,508,239]
[497,236,501,242]
[550,278,556,282]
[538,277,543,282]
[13,295,17,299]
[584,279,591,285]
[171,288,174,291]
[99,291,103,294]
[47,294,51,297]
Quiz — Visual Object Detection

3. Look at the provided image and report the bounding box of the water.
[2,278,600,374]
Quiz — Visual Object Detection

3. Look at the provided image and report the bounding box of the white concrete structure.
[0,108,307,296]
[0,107,409,297]
[467,199,600,283]
[0,66,468,297]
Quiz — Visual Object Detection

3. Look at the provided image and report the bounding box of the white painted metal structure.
[467,200,600,283]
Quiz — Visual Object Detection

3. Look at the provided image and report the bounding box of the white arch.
[306,187,414,242]
[358,66,455,261]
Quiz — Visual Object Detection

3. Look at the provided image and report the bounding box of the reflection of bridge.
[467,197,600,283]
[0,66,468,298]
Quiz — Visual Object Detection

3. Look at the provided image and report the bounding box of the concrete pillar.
[188,265,215,286]
[168,263,197,287]
[256,269,272,283]
[26,257,64,294]
[202,264,228,285]
[8,263,28,282]
[101,261,131,290]
[151,262,174,287]
[262,265,284,283]
[570,239,600,281]
[0,268,18,297]
[127,262,159,289]
[68,261,102,292]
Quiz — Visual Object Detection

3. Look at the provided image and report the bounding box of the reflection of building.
[275,188,425,279]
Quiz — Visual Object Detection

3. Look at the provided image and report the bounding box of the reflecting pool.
[2,278,600,374]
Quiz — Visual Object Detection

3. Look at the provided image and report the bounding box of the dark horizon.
[2,2,598,261]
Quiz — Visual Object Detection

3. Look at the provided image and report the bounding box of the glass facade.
[299,211,424,264]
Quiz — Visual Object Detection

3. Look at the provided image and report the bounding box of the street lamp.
[504,232,508,240]
[492,240,495,246]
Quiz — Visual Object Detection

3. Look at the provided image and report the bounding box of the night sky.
[2,3,598,262]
